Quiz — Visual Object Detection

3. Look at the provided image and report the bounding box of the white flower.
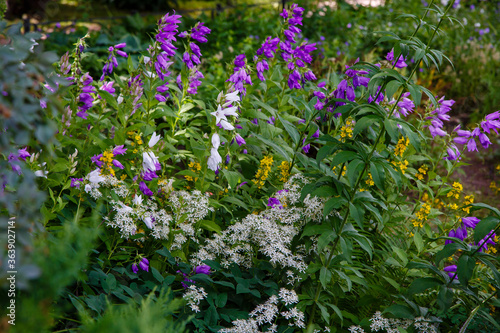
[133,194,143,206]
[211,105,238,130]
[207,147,222,171]
[117,95,124,104]
[84,184,92,193]
[143,215,154,229]
[148,132,161,147]
[142,151,159,172]
[211,133,220,149]
[34,162,48,178]
[225,90,240,104]
[211,105,228,124]
[88,169,105,183]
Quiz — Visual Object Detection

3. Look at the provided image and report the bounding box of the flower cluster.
[219,289,304,332]
[228,54,252,96]
[454,110,500,151]
[252,155,274,189]
[100,42,128,81]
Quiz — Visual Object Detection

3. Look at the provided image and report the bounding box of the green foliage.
[2,0,500,332]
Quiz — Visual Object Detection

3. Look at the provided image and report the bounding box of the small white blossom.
[148,132,161,147]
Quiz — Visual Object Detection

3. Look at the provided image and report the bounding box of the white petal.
[84,184,92,193]
[211,133,220,149]
[148,132,161,147]
[207,147,222,171]
[88,169,105,183]
[225,90,240,103]
[222,106,238,118]
[132,195,143,206]
[220,119,235,130]
[143,216,154,229]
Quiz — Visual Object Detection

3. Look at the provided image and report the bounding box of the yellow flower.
[278,161,291,182]
[253,155,274,189]
[394,136,410,158]
[412,203,431,228]
[366,173,374,186]
[462,195,474,214]
[340,118,355,142]
[416,164,428,181]
[447,182,463,199]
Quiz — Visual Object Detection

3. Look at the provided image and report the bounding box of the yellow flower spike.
[278,161,291,182]
[252,155,274,189]
[394,136,409,157]
[366,173,375,186]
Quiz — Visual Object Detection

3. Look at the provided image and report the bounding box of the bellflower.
[476,230,496,252]
[267,197,282,208]
[131,263,139,274]
[207,133,222,171]
[234,133,246,146]
[462,216,480,228]
[139,181,154,196]
[113,145,127,155]
[228,54,252,95]
[194,265,211,275]
[386,48,408,68]
[445,144,460,161]
[148,132,161,147]
[139,258,149,272]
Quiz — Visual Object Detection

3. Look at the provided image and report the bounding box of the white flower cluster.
[354,311,439,333]
[98,178,211,248]
[219,289,304,333]
[182,285,207,313]
[191,175,322,273]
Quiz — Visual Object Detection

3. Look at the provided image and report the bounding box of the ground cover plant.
[1,0,500,332]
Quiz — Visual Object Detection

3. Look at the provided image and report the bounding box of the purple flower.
[139,181,154,196]
[302,143,311,153]
[312,129,320,138]
[40,99,47,109]
[114,42,126,49]
[237,181,248,189]
[194,265,211,275]
[235,133,246,146]
[287,69,301,90]
[70,177,83,188]
[386,48,408,68]
[112,159,124,169]
[445,144,460,161]
[462,217,480,229]
[91,154,103,168]
[131,263,139,274]
[139,258,149,272]
[190,22,211,43]
[100,81,115,95]
[113,145,127,155]
[476,230,496,252]
[267,116,275,125]
[17,148,30,161]
[267,197,281,208]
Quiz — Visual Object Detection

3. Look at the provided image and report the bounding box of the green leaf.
[408,277,442,295]
[301,224,332,238]
[179,102,195,114]
[331,151,358,167]
[199,219,222,234]
[252,133,291,162]
[414,232,424,253]
[349,202,364,229]
[221,168,241,190]
[457,254,475,286]
[99,90,119,110]
[435,242,463,265]
[473,216,499,243]
[383,304,414,319]
[324,196,347,217]
[277,115,300,145]
[151,267,164,283]
[320,266,332,289]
